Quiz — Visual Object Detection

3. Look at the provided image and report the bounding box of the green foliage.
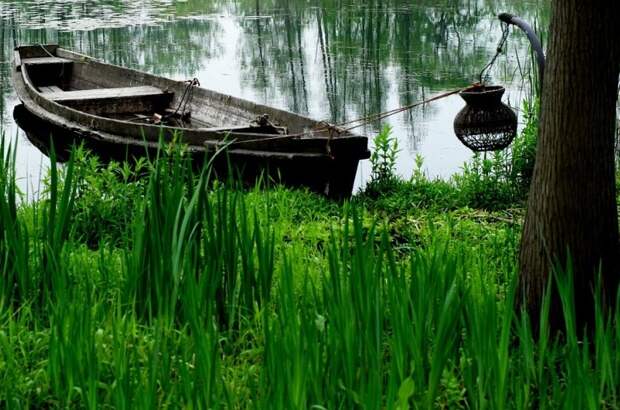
[1,138,620,408]
[361,150,523,215]
[69,146,148,248]
[361,99,541,213]
[617,169,620,209]
[358,154,460,214]
[368,125,400,194]
[1,139,77,312]
[453,151,518,210]
[510,98,539,195]
[452,98,539,209]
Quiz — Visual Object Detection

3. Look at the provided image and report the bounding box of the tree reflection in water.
[0,0,547,185]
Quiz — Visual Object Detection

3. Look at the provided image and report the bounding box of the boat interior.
[17,45,287,134]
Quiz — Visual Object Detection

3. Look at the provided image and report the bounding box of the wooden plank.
[46,86,165,102]
[22,57,73,65]
[39,86,63,93]
[56,89,174,116]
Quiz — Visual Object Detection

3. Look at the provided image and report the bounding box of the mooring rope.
[229,87,465,146]
[170,78,200,118]
[38,44,66,81]
[340,88,462,133]
[38,44,55,58]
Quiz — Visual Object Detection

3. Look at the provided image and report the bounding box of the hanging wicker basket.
[453,85,517,152]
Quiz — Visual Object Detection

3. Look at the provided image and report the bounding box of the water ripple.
[0,0,202,31]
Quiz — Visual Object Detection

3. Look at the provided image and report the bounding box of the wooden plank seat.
[45,86,165,102]
[44,86,174,116]
[39,86,64,94]
[22,57,73,65]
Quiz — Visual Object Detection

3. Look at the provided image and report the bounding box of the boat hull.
[11,45,369,199]
[13,104,361,198]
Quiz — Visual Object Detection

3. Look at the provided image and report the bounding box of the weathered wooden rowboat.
[12,44,369,198]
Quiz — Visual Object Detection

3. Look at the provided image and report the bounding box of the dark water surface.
[0,0,547,194]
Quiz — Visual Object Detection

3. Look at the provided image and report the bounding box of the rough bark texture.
[518,0,620,331]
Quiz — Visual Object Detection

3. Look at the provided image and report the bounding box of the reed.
[1,140,620,408]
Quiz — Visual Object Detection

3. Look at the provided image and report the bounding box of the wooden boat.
[12,44,369,198]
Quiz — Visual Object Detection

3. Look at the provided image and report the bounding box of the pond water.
[0,0,548,195]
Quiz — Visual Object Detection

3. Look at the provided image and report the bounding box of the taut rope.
[339,88,462,133]
[231,87,464,146]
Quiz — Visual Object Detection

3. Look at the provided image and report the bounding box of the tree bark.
[518,0,620,332]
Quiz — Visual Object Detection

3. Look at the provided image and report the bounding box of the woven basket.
[453,85,517,152]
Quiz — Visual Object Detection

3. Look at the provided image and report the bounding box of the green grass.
[1,128,620,409]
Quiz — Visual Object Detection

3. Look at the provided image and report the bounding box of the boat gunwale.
[11,58,352,161]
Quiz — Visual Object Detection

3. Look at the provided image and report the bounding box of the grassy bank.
[2,110,620,408]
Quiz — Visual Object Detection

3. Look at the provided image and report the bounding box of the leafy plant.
[368,125,400,192]
[510,98,539,195]
[453,151,518,210]
[68,146,148,248]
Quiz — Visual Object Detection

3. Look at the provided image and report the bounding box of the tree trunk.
[518,0,620,332]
